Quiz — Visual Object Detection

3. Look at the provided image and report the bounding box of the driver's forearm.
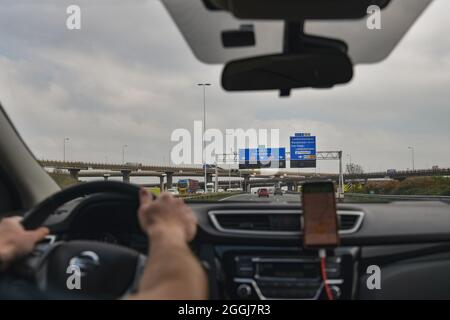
[130,230,207,300]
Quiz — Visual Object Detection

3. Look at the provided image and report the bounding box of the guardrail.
[176,192,243,201]
[344,168,450,180]
[345,193,450,201]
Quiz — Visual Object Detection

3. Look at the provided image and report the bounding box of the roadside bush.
[361,177,450,196]
[362,180,400,194]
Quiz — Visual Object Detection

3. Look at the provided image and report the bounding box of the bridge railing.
[39,159,223,173]
[39,159,450,180]
[344,168,450,179]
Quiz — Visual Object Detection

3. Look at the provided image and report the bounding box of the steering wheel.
[10,181,149,299]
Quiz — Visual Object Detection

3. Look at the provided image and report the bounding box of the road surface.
[220,193,301,202]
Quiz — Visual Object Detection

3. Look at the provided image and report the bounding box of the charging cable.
[319,249,334,300]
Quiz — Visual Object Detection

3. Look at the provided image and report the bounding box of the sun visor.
[162,0,433,65]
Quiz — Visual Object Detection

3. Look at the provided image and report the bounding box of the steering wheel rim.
[22,180,142,230]
[14,181,150,299]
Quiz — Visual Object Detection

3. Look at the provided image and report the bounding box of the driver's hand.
[0,217,49,270]
[138,188,197,243]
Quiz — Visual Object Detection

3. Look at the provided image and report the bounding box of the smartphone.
[302,181,339,248]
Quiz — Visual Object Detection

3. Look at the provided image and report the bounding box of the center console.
[217,247,357,300]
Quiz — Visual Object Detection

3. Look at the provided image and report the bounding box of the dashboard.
[43,194,450,300]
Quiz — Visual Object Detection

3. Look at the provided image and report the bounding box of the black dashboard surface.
[42,196,450,299]
[190,201,450,246]
[46,197,450,247]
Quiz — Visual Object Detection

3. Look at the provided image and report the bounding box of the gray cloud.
[0,0,449,179]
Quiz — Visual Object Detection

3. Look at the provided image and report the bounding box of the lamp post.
[408,146,415,171]
[229,151,232,190]
[122,144,128,164]
[338,151,344,199]
[225,132,234,190]
[198,83,211,193]
[63,137,69,162]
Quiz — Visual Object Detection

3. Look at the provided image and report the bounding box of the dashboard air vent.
[214,214,270,231]
[338,213,360,231]
[214,213,300,232]
[209,210,363,235]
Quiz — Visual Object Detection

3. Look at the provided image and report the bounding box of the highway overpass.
[39,159,330,190]
[39,160,450,192]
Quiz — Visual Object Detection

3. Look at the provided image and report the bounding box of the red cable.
[320,256,334,300]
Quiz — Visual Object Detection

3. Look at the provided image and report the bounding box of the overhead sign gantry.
[290,133,317,168]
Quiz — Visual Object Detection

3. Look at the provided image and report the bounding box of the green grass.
[342,194,390,203]
[49,171,79,188]
[358,177,450,196]
[181,192,242,202]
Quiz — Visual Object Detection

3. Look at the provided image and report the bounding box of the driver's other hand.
[138,188,197,243]
[0,217,49,270]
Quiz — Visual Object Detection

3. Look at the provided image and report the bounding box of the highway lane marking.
[218,194,248,201]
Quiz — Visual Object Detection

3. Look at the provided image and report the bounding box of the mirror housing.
[222,24,256,48]
[209,0,390,20]
[221,50,353,93]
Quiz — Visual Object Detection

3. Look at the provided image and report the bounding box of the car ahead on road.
[257,188,270,198]
[274,188,283,196]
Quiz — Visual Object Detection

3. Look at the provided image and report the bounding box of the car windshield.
[1,1,449,203]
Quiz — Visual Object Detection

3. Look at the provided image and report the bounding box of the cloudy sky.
[0,0,449,177]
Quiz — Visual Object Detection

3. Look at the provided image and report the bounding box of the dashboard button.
[236,284,252,298]
[330,285,342,299]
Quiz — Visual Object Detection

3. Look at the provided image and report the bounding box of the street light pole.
[229,150,232,190]
[338,151,344,200]
[214,154,219,193]
[122,144,128,164]
[198,83,211,193]
[225,133,233,190]
[408,146,415,171]
[63,137,69,162]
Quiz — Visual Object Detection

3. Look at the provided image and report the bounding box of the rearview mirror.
[221,50,353,94]
[209,0,390,20]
